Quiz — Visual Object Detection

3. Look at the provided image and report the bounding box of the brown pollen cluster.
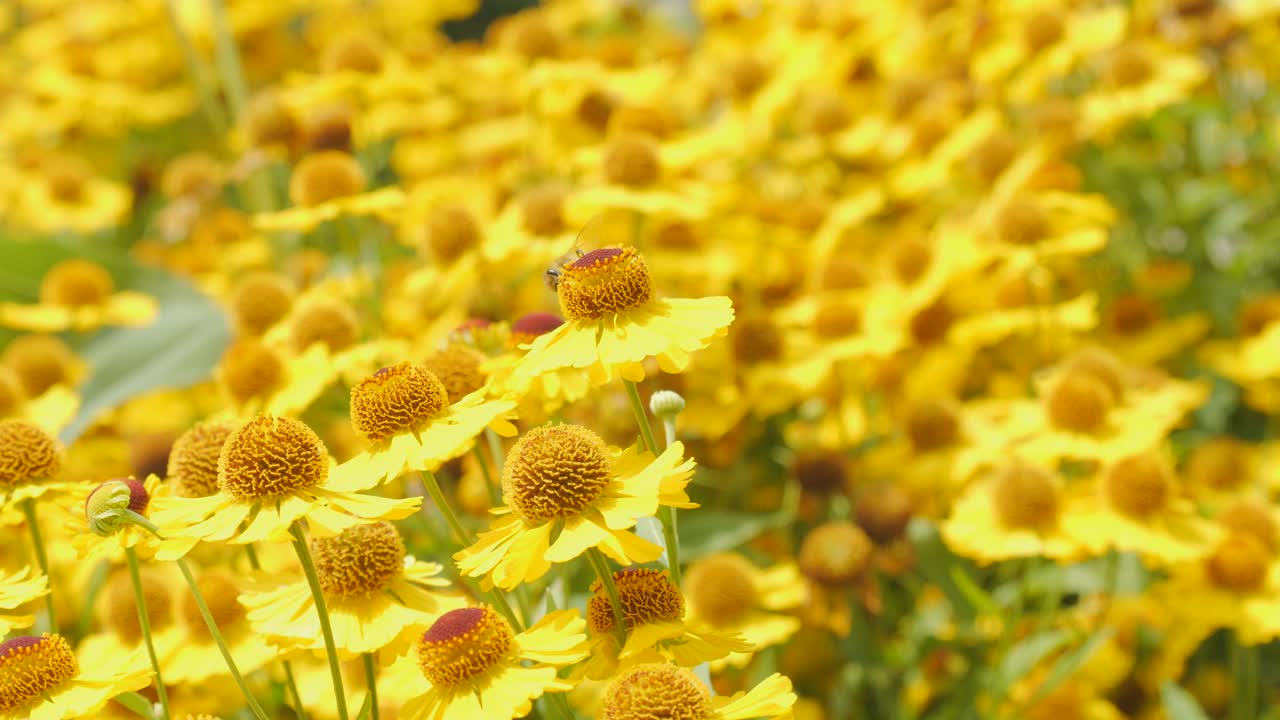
[349,363,450,443]
[244,92,298,149]
[556,246,654,321]
[424,205,481,264]
[600,663,711,720]
[312,521,406,598]
[0,635,78,713]
[1104,453,1173,517]
[416,606,514,687]
[423,345,488,403]
[38,259,115,307]
[291,298,360,353]
[854,483,916,544]
[992,463,1059,529]
[288,151,366,207]
[1045,370,1114,433]
[1206,533,1269,592]
[904,399,961,452]
[684,553,757,625]
[217,415,329,499]
[731,314,785,365]
[219,339,284,405]
[168,418,239,498]
[230,273,295,336]
[792,451,847,494]
[603,134,662,186]
[798,521,872,586]
[587,568,685,635]
[0,419,61,487]
[503,424,613,522]
[2,335,77,396]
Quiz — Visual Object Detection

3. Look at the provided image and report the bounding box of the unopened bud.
[649,390,686,418]
[85,478,150,536]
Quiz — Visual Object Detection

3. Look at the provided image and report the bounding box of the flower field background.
[2,1,1280,719]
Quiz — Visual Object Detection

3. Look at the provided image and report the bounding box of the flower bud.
[84,478,150,536]
[649,390,686,419]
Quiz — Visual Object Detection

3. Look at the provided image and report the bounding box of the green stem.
[362,653,380,720]
[1229,639,1256,720]
[175,558,271,720]
[20,498,56,634]
[207,0,249,120]
[289,523,350,720]
[163,0,228,135]
[125,547,171,720]
[622,380,659,455]
[417,470,525,630]
[245,543,306,720]
[472,444,503,508]
[622,381,681,586]
[586,548,628,648]
[485,429,507,472]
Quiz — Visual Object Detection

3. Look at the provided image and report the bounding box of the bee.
[543,247,585,291]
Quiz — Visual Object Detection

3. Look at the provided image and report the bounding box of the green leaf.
[908,520,975,622]
[1161,682,1212,720]
[676,510,788,561]
[992,629,1070,697]
[1021,628,1115,708]
[355,690,374,720]
[112,691,156,719]
[0,239,231,443]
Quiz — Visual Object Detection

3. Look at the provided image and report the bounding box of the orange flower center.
[601,663,711,720]
[587,568,685,635]
[218,415,329,499]
[1023,10,1064,52]
[312,521,406,598]
[1187,438,1249,491]
[0,419,61,487]
[2,335,76,397]
[1045,371,1114,433]
[519,185,568,237]
[685,554,757,626]
[424,205,481,264]
[731,315,785,365]
[423,345,488,403]
[289,151,366,207]
[603,135,662,186]
[904,399,960,451]
[38,259,114,307]
[1104,453,1172,517]
[1217,500,1277,553]
[349,363,450,443]
[291,298,360,353]
[219,339,285,405]
[0,635,78,713]
[511,312,565,348]
[1206,533,1270,592]
[231,273,295,336]
[992,463,1059,529]
[997,200,1050,245]
[798,521,872,586]
[416,606,513,687]
[503,424,612,522]
[556,246,654,321]
[813,300,862,339]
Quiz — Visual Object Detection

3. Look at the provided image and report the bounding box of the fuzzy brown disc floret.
[519,184,568,236]
[289,151,366,207]
[600,663,711,720]
[0,635,78,713]
[587,568,685,635]
[1104,453,1172,517]
[2,335,76,396]
[556,246,654,321]
[423,345,488,403]
[424,205,481,265]
[603,134,662,186]
[1046,371,1114,433]
[684,554,757,626]
[992,463,1059,529]
[219,339,284,405]
[813,300,861,339]
[799,521,872,586]
[1186,438,1250,491]
[217,415,329,499]
[731,314,785,365]
[0,419,61,487]
[312,521,406,598]
[503,424,613,522]
[349,362,450,443]
[38,259,114,307]
[904,399,961,451]
[230,273,295,336]
[168,418,239,498]
[416,606,514,687]
[1206,533,1269,592]
[291,298,360,352]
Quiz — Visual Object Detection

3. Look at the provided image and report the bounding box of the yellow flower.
[941,462,1084,564]
[241,521,463,656]
[567,134,715,221]
[394,605,589,720]
[214,339,335,418]
[0,366,77,437]
[68,475,166,562]
[1081,41,1207,137]
[330,362,516,489]
[598,663,796,720]
[11,160,131,234]
[0,567,47,636]
[484,313,594,416]
[0,633,152,720]
[577,567,751,681]
[513,246,734,386]
[1060,451,1221,565]
[682,553,803,670]
[0,419,74,513]
[253,150,404,232]
[150,414,421,559]
[0,259,156,333]
[455,424,696,590]
[163,566,278,685]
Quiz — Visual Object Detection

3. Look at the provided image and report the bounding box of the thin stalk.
[362,653,380,720]
[175,557,271,720]
[622,381,681,586]
[289,522,350,720]
[20,498,56,633]
[472,444,503,508]
[125,547,171,720]
[245,543,307,720]
[163,0,228,135]
[417,470,524,630]
[586,548,627,647]
[1229,640,1256,720]
[622,380,659,454]
[207,0,249,120]
[485,428,507,472]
